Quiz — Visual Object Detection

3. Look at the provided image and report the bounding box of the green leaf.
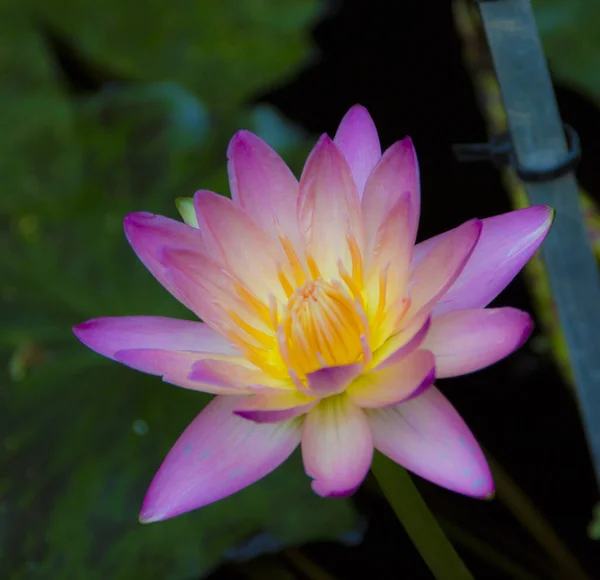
[533,0,600,101]
[0,10,80,216]
[29,0,321,111]
[2,358,356,579]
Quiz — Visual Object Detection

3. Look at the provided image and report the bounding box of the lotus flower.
[74,105,553,523]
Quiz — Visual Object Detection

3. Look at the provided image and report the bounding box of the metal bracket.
[452,124,581,183]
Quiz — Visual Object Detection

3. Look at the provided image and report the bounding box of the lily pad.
[28,0,322,111]
[2,359,356,579]
[533,0,600,102]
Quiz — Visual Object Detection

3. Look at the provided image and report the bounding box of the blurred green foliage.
[533,0,600,101]
[0,2,360,578]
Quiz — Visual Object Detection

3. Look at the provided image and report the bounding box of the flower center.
[226,233,378,382]
[280,278,367,377]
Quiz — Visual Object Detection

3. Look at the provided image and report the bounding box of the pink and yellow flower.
[74,105,553,523]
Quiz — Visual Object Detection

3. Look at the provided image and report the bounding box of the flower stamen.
[277,263,295,298]
[337,259,365,312]
[281,279,366,376]
[233,282,272,326]
[370,264,390,334]
[346,233,364,290]
[228,311,276,349]
[279,235,307,286]
[306,254,321,280]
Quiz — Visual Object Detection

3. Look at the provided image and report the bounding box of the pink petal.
[140,395,301,522]
[160,246,270,335]
[193,190,286,301]
[407,219,482,319]
[333,105,381,197]
[413,206,554,315]
[301,395,373,497]
[423,308,533,378]
[373,317,431,369]
[234,391,316,423]
[73,316,236,360]
[362,137,420,248]
[366,387,493,498]
[347,349,435,408]
[124,212,205,308]
[227,130,300,244]
[115,349,250,395]
[115,348,223,376]
[364,192,415,336]
[162,266,232,337]
[298,135,365,277]
[188,358,285,389]
[306,363,363,397]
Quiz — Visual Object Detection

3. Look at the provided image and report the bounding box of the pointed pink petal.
[362,137,420,248]
[73,316,236,360]
[160,246,269,335]
[333,105,381,197]
[188,358,284,389]
[364,192,415,337]
[367,387,493,497]
[193,190,285,301]
[227,130,300,243]
[234,391,316,423]
[348,350,435,408]
[407,219,482,318]
[298,135,364,277]
[115,348,228,376]
[124,212,205,308]
[423,308,533,378]
[114,349,250,395]
[373,317,431,369]
[140,395,301,522]
[413,206,554,315]
[162,266,232,337]
[302,395,373,497]
[305,363,363,397]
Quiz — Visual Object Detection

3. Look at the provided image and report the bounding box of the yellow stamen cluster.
[227,234,390,382]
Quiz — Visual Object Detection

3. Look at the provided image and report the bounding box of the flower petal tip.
[519,312,535,347]
[138,494,166,524]
[346,103,369,115]
[506,308,536,353]
[311,480,361,498]
[138,500,175,524]
[468,472,495,499]
[314,132,335,151]
[530,204,556,233]
[72,320,91,337]
[340,103,374,126]
[138,512,159,525]
[398,135,415,149]
[226,129,257,157]
[123,211,155,231]
[71,319,101,349]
